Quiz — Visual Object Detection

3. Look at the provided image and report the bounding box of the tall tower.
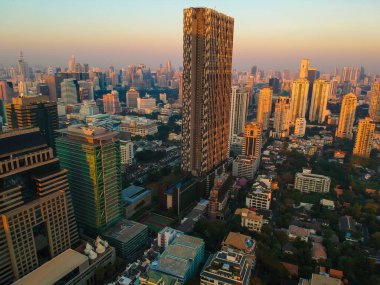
[290,79,309,123]
[336,93,357,139]
[6,95,59,150]
[256,87,273,130]
[0,128,78,284]
[68,55,76,73]
[126,87,139,108]
[309,79,330,123]
[60,78,78,105]
[299,59,310,79]
[56,125,122,236]
[272,92,291,139]
[242,122,262,159]
[369,82,380,123]
[103,90,122,114]
[17,51,30,82]
[182,7,234,177]
[353,117,375,158]
[229,86,249,139]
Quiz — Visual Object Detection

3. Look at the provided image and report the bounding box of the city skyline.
[1,0,380,73]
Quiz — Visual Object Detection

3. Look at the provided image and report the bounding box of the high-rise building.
[269,77,280,94]
[44,74,63,101]
[295,169,331,193]
[369,82,380,123]
[229,86,249,140]
[56,125,122,235]
[353,117,375,158]
[329,79,339,99]
[272,92,291,139]
[0,80,15,103]
[336,93,357,139]
[103,90,122,114]
[256,87,273,131]
[68,55,76,73]
[60,78,79,105]
[290,79,309,123]
[251,65,257,76]
[17,51,30,82]
[182,8,234,177]
[309,79,330,123]
[299,59,310,79]
[6,95,59,149]
[126,87,139,108]
[242,122,262,159]
[137,96,156,110]
[0,128,78,284]
[294,117,306,137]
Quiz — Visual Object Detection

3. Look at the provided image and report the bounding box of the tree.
[274,230,288,253]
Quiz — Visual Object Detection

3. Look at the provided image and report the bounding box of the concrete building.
[235,208,263,232]
[152,235,205,284]
[221,232,256,267]
[181,8,234,177]
[353,117,376,158]
[294,168,331,193]
[294,117,306,137]
[120,116,158,137]
[242,122,262,159]
[157,227,183,249]
[299,59,310,79]
[200,251,251,285]
[299,273,342,285]
[229,86,249,142]
[256,87,273,130]
[60,78,78,105]
[369,82,380,123]
[102,219,148,261]
[120,139,134,166]
[336,93,357,139]
[309,79,330,123]
[56,125,122,235]
[246,188,271,210]
[140,270,180,285]
[290,79,309,124]
[208,174,232,220]
[126,87,139,108]
[122,185,152,218]
[137,96,156,111]
[232,156,259,179]
[0,128,78,284]
[103,90,122,114]
[272,92,291,139]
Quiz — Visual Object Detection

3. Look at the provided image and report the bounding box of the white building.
[229,86,249,144]
[137,96,156,110]
[120,140,134,166]
[157,227,183,249]
[120,116,158,137]
[235,208,263,233]
[294,117,306,137]
[246,186,271,210]
[294,168,331,193]
[60,78,78,105]
[232,156,259,179]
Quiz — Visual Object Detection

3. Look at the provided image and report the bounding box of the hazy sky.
[1,0,380,73]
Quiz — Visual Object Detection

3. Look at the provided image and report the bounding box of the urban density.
[0,1,380,285]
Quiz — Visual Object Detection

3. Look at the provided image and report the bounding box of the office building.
[235,208,263,233]
[120,138,134,166]
[369,82,380,123]
[0,128,78,284]
[242,122,262,159]
[60,78,78,105]
[232,155,260,179]
[336,93,357,139]
[103,219,148,261]
[272,92,291,139]
[309,79,330,123]
[353,117,376,158]
[152,235,205,284]
[56,125,122,235]
[294,169,331,193]
[103,90,122,114]
[299,59,310,79]
[182,8,234,177]
[44,74,63,102]
[157,227,183,249]
[6,95,59,149]
[0,80,15,103]
[200,251,251,285]
[256,87,273,130]
[17,51,30,82]
[122,185,152,218]
[294,117,306,137]
[290,79,309,123]
[269,77,280,94]
[137,96,156,111]
[120,116,158,137]
[126,87,139,108]
[78,80,94,101]
[229,86,249,140]
[68,55,76,72]
[208,174,232,220]
[246,187,271,210]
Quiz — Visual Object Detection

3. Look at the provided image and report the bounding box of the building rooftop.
[103,219,147,243]
[13,249,88,285]
[235,208,263,223]
[56,124,119,143]
[122,185,151,203]
[154,235,204,279]
[223,232,256,253]
[310,273,341,285]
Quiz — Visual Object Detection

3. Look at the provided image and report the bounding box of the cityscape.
[0,1,380,285]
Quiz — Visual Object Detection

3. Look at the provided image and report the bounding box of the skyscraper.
[242,122,262,159]
[6,95,59,149]
[68,55,76,73]
[103,90,122,114]
[336,93,357,139]
[56,125,122,235]
[353,117,375,158]
[126,87,139,108]
[17,51,30,82]
[256,87,273,130]
[309,79,330,123]
[369,82,380,123]
[182,7,234,177]
[0,128,78,284]
[60,78,79,105]
[290,79,309,123]
[299,59,310,79]
[229,86,249,139]
[294,117,306,137]
[272,92,291,139]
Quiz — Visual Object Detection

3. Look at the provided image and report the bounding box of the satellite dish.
[96,243,105,254]
[84,243,93,255]
[89,250,98,260]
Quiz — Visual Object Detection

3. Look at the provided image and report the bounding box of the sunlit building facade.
[290,79,309,124]
[256,87,272,131]
[309,79,330,123]
[353,117,375,158]
[336,93,357,139]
